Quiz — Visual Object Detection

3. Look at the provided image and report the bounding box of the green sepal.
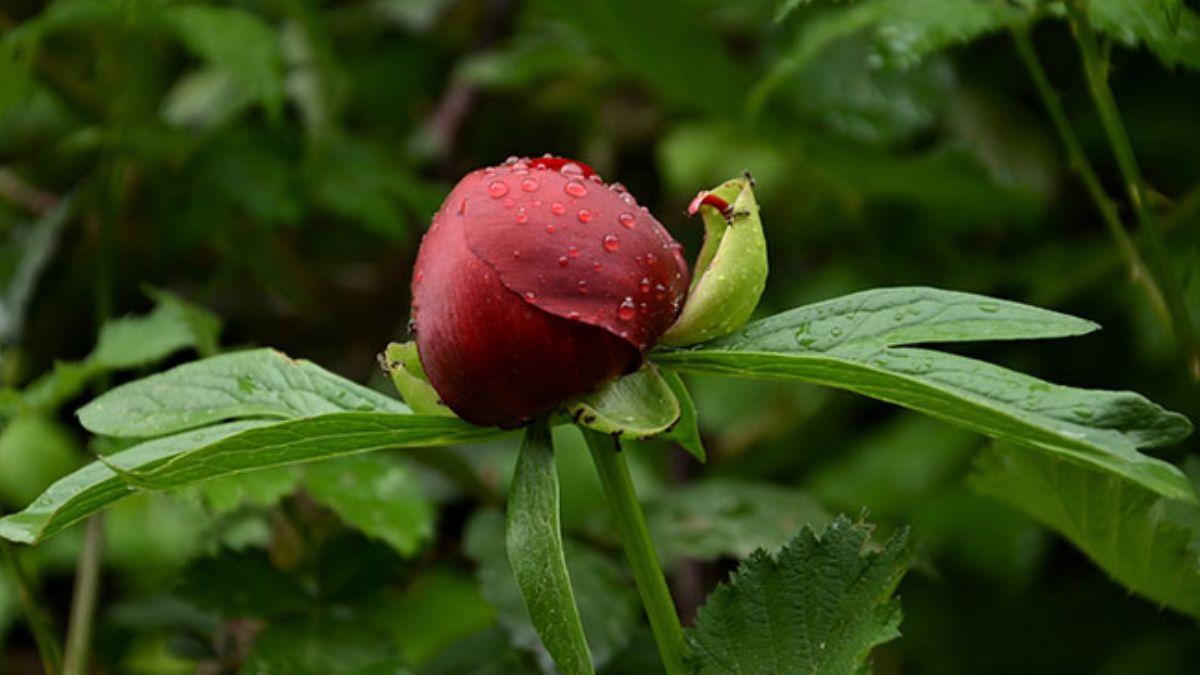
[379,342,454,417]
[566,363,681,438]
[661,175,768,346]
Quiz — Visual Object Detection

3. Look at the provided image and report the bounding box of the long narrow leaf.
[0,413,499,544]
[506,420,594,675]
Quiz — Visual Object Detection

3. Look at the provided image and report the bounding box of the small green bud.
[660,174,768,346]
[379,341,454,416]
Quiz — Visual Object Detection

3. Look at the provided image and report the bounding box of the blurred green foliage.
[0,0,1198,672]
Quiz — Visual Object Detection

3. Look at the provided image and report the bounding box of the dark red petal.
[460,162,689,351]
[412,186,637,428]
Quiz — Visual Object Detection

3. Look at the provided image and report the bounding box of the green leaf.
[191,464,302,514]
[567,363,680,438]
[646,479,830,562]
[505,420,593,674]
[687,516,912,674]
[89,290,221,369]
[659,370,705,462]
[380,342,452,416]
[465,510,638,671]
[165,6,285,116]
[753,0,1026,113]
[305,454,435,557]
[77,348,408,438]
[1088,0,1200,71]
[971,443,1200,618]
[652,287,1194,502]
[0,413,498,544]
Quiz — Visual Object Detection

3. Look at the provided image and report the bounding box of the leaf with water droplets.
[653,287,1195,503]
[77,348,409,438]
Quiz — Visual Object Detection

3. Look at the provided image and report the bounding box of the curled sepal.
[566,363,680,438]
[660,174,767,346]
[378,342,454,416]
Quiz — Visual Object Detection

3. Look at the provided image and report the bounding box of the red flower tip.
[411,155,690,428]
[687,190,731,217]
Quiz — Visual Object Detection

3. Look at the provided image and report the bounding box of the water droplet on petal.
[577,209,592,223]
[414,270,424,282]
[567,245,580,258]
[560,162,584,177]
[557,256,569,267]
[568,310,581,320]
[564,180,588,198]
[618,297,637,321]
[488,180,509,198]
[644,252,658,265]
[618,212,636,229]
[592,262,603,271]
[521,177,539,192]
[577,280,589,294]
[505,155,519,165]
[515,206,528,223]
[639,277,651,293]
[524,291,537,302]
[551,202,565,215]
[620,193,636,206]
[546,224,557,234]
[603,234,620,252]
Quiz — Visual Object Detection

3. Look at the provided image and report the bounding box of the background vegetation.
[0,0,1198,672]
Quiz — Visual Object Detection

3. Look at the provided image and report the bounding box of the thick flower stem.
[582,430,687,675]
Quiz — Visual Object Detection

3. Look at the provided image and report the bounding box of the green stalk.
[62,516,103,675]
[1067,8,1200,379]
[582,430,686,675]
[1,541,62,675]
[1010,26,1170,327]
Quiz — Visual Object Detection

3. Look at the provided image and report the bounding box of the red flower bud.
[411,156,690,428]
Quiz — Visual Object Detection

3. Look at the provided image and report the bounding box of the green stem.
[62,515,103,675]
[1067,8,1200,379]
[1,541,62,675]
[582,430,686,675]
[1010,26,1170,327]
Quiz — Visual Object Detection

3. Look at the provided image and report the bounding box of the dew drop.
[504,155,519,165]
[592,262,603,271]
[564,180,588,198]
[577,280,589,294]
[560,162,584,177]
[602,234,620,252]
[487,180,509,198]
[644,252,659,265]
[524,291,537,302]
[514,206,528,223]
[520,177,539,192]
[978,302,1000,313]
[567,310,581,320]
[830,326,844,338]
[414,270,424,283]
[639,277,651,293]
[558,256,569,267]
[512,250,521,259]
[546,224,557,234]
[620,193,636,206]
[618,212,636,229]
[551,202,565,215]
[618,297,637,321]
[567,245,580,258]
[577,209,592,223]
